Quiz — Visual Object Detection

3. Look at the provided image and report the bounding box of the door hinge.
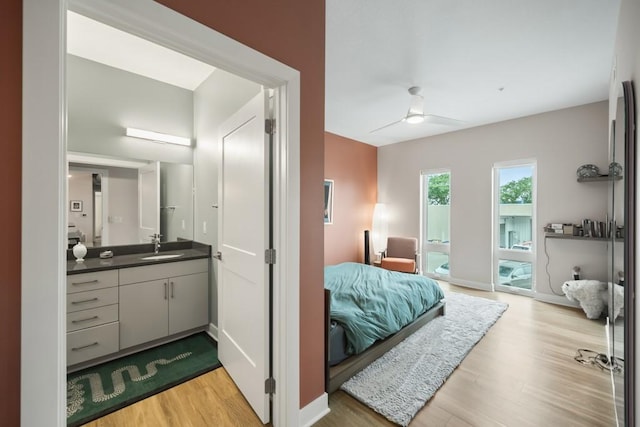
[265,118,276,135]
[265,248,276,264]
[265,377,276,394]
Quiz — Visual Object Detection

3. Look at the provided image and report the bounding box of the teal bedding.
[324,262,444,355]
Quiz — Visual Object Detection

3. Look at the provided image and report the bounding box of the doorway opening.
[22,1,301,426]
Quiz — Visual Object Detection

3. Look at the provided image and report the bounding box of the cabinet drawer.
[67,304,119,332]
[67,270,118,294]
[67,287,118,313]
[119,259,208,285]
[67,322,119,366]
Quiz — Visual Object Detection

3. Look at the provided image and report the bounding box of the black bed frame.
[324,289,446,393]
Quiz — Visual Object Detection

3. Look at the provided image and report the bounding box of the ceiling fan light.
[405,114,424,124]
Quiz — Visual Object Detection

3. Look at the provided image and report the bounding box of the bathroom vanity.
[66,242,211,369]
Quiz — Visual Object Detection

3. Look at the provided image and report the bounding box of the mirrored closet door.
[608,80,636,426]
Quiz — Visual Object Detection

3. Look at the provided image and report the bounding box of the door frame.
[22,1,301,426]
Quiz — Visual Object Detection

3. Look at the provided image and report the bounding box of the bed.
[324,262,446,392]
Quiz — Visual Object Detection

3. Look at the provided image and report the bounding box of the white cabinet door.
[168,272,208,335]
[119,279,169,349]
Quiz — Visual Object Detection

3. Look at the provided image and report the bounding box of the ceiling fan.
[370,86,463,133]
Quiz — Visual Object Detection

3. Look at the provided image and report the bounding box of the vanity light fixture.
[125,127,192,146]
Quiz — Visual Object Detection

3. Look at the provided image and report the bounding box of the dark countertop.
[67,241,211,275]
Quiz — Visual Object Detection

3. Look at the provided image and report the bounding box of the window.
[493,162,536,293]
[421,170,450,277]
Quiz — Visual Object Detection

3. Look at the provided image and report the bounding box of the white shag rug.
[340,292,508,426]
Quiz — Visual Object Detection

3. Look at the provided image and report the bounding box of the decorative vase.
[73,242,87,262]
[609,162,623,177]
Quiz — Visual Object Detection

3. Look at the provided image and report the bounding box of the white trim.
[207,323,219,341]
[299,393,330,427]
[22,1,67,426]
[445,278,493,292]
[534,292,580,308]
[23,1,301,426]
[272,81,302,426]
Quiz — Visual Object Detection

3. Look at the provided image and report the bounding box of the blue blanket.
[325,262,444,355]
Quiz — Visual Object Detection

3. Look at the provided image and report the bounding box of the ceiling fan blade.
[423,114,465,126]
[369,118,405,133]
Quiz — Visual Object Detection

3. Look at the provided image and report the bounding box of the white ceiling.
[68,3,622,148]
[67,11,215,91]
[325,0,621,146]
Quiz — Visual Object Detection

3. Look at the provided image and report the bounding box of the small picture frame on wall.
[70,200,83,212]
[324,179,334,224]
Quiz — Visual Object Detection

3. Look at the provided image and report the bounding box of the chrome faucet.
[150,233,162,254]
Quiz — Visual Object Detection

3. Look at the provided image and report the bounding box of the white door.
[217,90,271,423]
[138,161,160,242]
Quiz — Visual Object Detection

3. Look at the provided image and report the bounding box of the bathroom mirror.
[67,152,194,249]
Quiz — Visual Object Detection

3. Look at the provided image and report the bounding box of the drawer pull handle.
[71,342,99,351]
[72,279,99,286]
[71,298,99,305]
[71,316,99,324]
[171,281,175,298]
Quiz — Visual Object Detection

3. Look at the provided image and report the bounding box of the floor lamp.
[371,203,388,263]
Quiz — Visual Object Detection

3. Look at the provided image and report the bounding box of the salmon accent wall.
[324,133,377,266]
[156,0,326,407]
[0,0,21,425]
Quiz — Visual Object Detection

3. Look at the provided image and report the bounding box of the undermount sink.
[141,254,184,260]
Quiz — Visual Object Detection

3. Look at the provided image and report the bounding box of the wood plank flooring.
[316,282,619,427]
[83,282,619,426]
[82,368,264,427]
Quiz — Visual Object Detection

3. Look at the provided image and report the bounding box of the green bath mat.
[67,332,221,426]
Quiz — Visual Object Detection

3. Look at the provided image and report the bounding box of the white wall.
[379,101,611,299]
[193,69,261,327]
[67,54,194,164]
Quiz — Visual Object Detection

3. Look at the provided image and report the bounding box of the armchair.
[380,236,418,273]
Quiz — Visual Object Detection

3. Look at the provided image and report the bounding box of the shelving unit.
[577,175,622,182]
[544,233,623,242]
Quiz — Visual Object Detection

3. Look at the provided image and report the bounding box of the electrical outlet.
[203,221,207,234]
[182,219,186,230]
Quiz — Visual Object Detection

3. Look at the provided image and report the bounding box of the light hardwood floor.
[84,282,619,426]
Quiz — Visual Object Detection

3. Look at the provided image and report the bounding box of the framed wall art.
[324,179,334,224]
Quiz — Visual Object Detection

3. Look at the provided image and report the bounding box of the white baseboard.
[534,292,580,308]
[446,277,493,292]
[299,392,329,427]
[207,323,218,341]
[447,280,582,310]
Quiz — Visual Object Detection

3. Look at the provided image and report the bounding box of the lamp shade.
[371,203,388,254]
